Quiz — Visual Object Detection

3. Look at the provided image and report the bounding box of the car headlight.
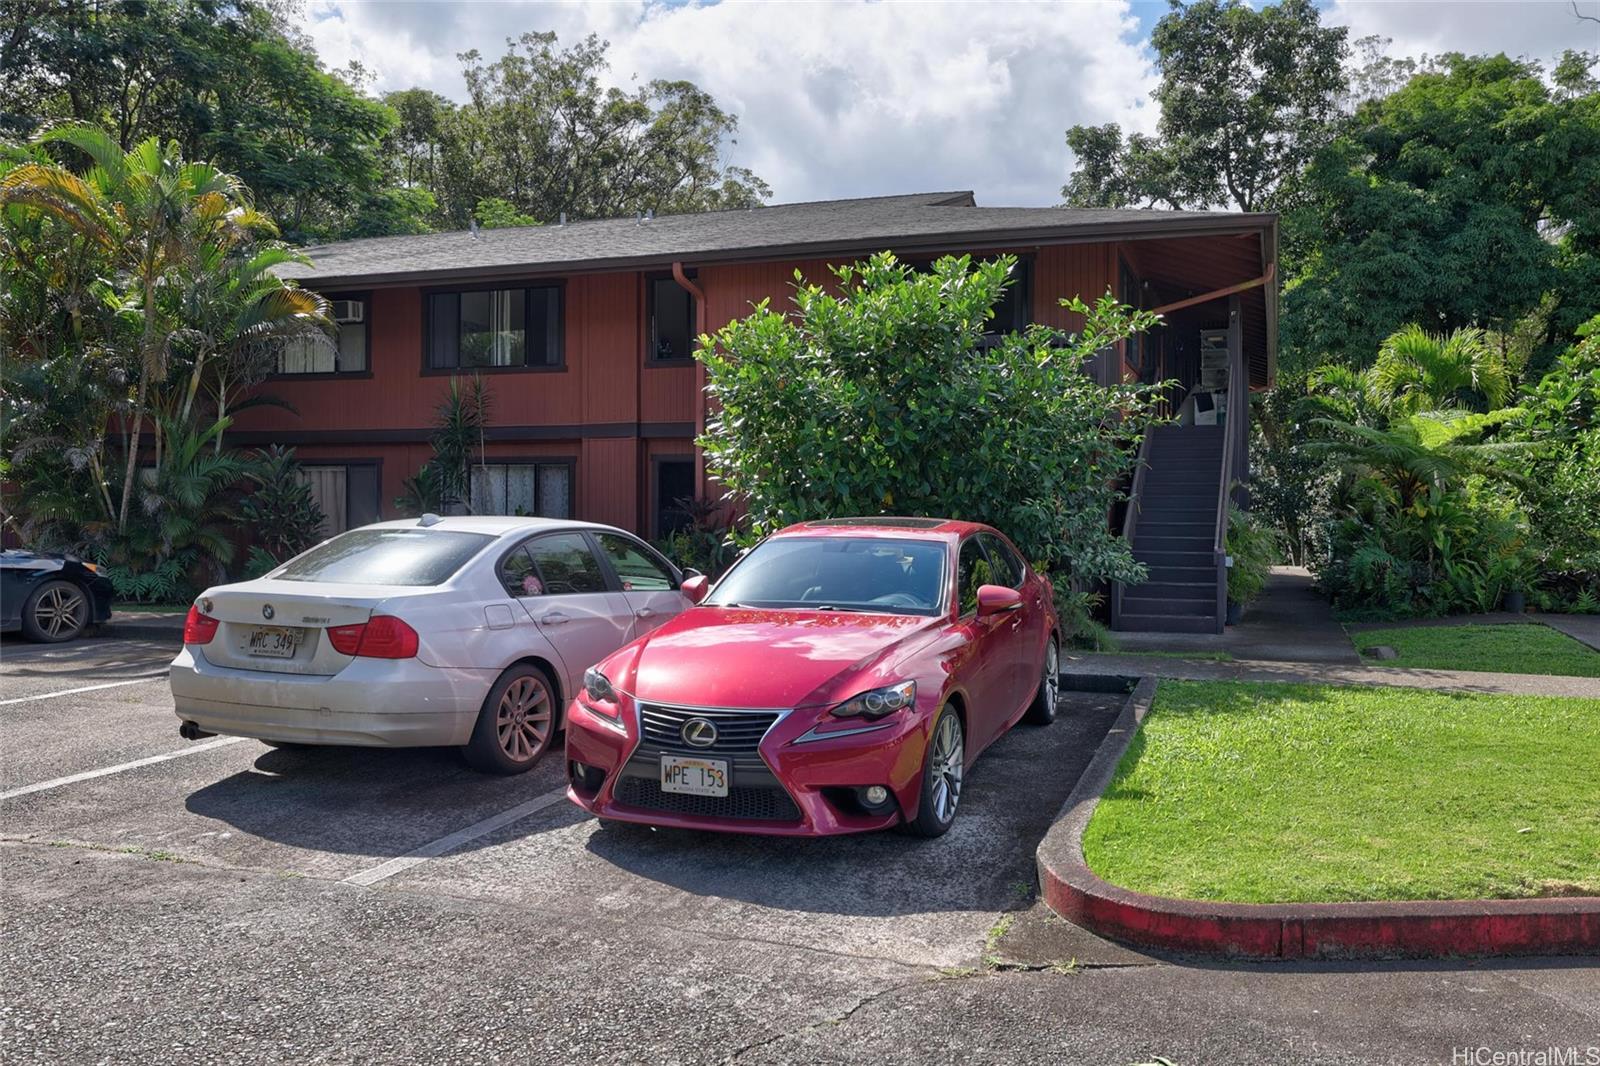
[583,667,617,706]
[830,680,916,720]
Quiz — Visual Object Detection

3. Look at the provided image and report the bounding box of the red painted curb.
[1037,676,1600,959]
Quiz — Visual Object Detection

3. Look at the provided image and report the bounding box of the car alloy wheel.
[929,712,964,823]
[496,675,553,763]
[1025,637,1061,726]
[27,581,88,642]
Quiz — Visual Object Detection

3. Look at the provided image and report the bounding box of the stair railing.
[1112,428,1154,630]
[1212,326,1245,632]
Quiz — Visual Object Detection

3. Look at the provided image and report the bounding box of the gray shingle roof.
[277,191,1274,287]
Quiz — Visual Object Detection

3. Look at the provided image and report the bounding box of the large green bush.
[697,252,1163,594]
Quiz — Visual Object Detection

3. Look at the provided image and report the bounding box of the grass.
[1351,623,1600,677]
[1082,679,1600,903]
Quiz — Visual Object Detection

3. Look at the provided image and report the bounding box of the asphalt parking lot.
[3,633,1598,1065]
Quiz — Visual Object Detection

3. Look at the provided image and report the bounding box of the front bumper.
[169,646,492,747]
[564,696,933,836]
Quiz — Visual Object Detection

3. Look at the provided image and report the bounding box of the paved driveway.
[2,635,1596,1064]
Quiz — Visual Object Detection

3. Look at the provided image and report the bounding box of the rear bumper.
[564,696,932,836]
[169,647,491,747]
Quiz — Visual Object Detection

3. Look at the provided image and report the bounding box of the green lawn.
[1351,623,1600,677]
[1082,680,1600,903]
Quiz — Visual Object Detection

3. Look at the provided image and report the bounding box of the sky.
[300,0,1600,208]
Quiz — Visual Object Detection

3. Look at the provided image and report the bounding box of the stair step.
[1133,535,1212,552]
[1138,519,1214,533]
[1132,550,1216,569]
[1117,612,1221,634]
[1120,596,1216,617]
[1127,581,1216,602]
[1142,566,1218,584]
[1141,480,1221,494]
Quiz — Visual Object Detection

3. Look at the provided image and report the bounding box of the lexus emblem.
[680,718,718,748]
[262,603,275,620]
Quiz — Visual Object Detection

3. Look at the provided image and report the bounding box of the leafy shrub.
[697,252,1164,596]
[1226,505,1280,606]
[103,556,191,605]
[653,497,743,579]
[240,446,327,568]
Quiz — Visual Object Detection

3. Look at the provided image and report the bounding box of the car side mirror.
[976,584,1022,618]
[681,574,710,604]
[681,567,703,580]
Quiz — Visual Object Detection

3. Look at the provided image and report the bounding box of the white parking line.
[0,736,246,801]
[0,675,167,706]
[341,787,572,887]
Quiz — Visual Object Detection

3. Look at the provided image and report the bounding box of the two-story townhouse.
[248,191,1278,633]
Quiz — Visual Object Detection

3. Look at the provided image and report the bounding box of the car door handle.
[636,607,656,619]
[540,611,570,626]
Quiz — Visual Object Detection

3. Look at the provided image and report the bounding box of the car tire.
[463,663,558,775]
[20,579,90,643]
[1023,636,1059,726]
[901,704,964,839]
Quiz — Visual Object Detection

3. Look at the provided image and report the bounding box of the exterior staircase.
[1118,424,1225,633]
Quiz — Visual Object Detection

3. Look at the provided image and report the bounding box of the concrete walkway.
[1062,650,1600,698]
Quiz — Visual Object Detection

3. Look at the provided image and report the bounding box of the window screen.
[468,463,571,518]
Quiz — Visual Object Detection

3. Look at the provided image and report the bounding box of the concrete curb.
[1036,674,1600,959]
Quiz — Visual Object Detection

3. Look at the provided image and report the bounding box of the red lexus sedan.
[565,518,1059,838]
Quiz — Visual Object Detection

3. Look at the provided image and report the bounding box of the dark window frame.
[465,456,577,519]
[421,278,567,375]
[270,290,374,380]
[644,270,698,367]
[900,253,1034,340]
[297,457,384,534]
[649,453,697,540]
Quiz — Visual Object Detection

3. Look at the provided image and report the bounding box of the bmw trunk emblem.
[262,604,275,620]
[681,718,718,748]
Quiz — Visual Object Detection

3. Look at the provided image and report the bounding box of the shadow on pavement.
[580,692,1124,918]
[183,742,571,858]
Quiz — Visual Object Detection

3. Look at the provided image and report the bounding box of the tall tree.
[1062,0,1348,211]
[0,0,398,241]
[1281,54,1600,374]
[400,32,770,228]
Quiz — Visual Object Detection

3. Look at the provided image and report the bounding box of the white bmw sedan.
[170,515,695,774]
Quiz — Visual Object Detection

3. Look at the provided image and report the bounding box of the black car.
[1,549,115,643]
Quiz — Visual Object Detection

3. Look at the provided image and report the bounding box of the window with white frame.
[468,462,572,518]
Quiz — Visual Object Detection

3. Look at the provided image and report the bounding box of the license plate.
[660,755,729,797]
[247,626,301,658]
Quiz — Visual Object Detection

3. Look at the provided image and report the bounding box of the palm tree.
[172,242,330,430]
[1367,324,1511,416]
[1,125,277,532]
[1306,410,1526,511]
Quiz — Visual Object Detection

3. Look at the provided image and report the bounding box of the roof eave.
[280,213,1280,290]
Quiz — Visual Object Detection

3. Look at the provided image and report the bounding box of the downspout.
[671,261,709,500]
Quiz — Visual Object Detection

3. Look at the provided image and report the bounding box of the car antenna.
[419,513,443,527]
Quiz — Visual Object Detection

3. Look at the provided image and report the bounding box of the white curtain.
[300,466,347,534]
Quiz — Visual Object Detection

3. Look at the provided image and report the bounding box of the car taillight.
[183,605,220,645]
[326,615,418,659]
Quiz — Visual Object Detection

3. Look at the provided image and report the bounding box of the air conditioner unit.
[331,299,364,324]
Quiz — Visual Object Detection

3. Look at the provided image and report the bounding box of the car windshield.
[706,536,947,616]
[273,528,493,586]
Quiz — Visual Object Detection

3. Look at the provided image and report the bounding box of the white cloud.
[301,0,1160,207]
[299,0,1600,210]
[1327,0,1600,71]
